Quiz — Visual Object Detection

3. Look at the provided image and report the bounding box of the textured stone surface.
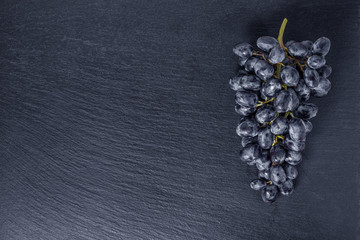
[0,0,359,239]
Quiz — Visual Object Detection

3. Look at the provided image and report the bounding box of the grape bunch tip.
[230,18,332,203]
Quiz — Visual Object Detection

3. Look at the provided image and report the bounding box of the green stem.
[275,18,288,79]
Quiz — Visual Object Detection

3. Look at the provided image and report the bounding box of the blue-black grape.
[258,170,271,180]
[270,144,286,164]
[304,68,320,88]
[255,105,277,124]
[240,143,262,163]
[260,78,282,98]
[285,40,295,48]
[294,79,311,101]
[274,88,299,113]
[229,76,243,91]
[250,179,267,190]
[261,184,278,202]
[256,151,271,171]
[240,75,262,91]
[285,150,302,165]
[279,180,294,196]
[256,36,278,52]
[307,55,326,69]
[285,165,298,180]
[317,64,332,78]
[244,57,259,73]
[268,45,286,64]
[281,66,300,87]
[284,136,305,152]
[311,37,331,56]
[303,119,313,133]
[254,60,275,80]
[270,165,286,186]
[235,90,259,108]
[235,104,256,116]
[311,77,331,97]
[288,118,307,141]
[241,136,258,147]
[301,40,313,51]
[233,43,253,58]
[258,127,274,150]
[238,57,248,67]
[236,118,259,137]
[288,42,308,58]
[270,116,288,135]
[296,103,318,119]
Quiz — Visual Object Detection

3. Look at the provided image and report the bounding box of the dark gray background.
[0,0,359,239]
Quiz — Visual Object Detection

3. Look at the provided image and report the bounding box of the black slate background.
[0,0,359,239]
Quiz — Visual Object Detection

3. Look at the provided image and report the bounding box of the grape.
[294,79,311,101]
[230,19,332,202]
[240,143,262,163]
[285,165,298,180]
[240,75,262,91]
[288,118,307,141]
[235,90,259,108]
[250,179,267,190]
[279,180,294,196]
[233,43,253,58]
[270,144,286,164]
[235,104,256,116]
[304,68,320,88]
[303,119,313,133]
[254,60,274,80]
[281,66,300,87]
[288,42,308,58]
[270,165,286,186]
[307,55,326,69]
[236,118,259,137]
[274,88,299,113]
[311,37,331,56]
[296,103,318,119]
[317,64,332,78]
[261,185,278,202]
[285,150,302,165]
[258,170,271,180]
[260,78,282,98]
[255,105,277,124]
[268,45,286,64]
[244,57,259,73]
[284,137,305,152]
[241,136,258,147]
[301,40,313,50]
[258,127,274,150]
[270,116,288,135]
[256,36,278,52]
[311,77,331,97]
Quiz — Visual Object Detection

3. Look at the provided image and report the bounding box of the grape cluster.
[230,19,331,203]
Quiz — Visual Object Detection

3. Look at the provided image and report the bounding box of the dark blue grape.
[311,37,331,56]
[284,137,305,152]
[270,165,286,186]
[229,76,243,91]
[240,143,262,163]
[240,75,262,91]
[296,103,318,119]
[304,68,320,88]
[288,118,307,141]
[270,116,288,135]
[317,64,332,78]
[294,79,311,101]
[258,127,274,150]
[281,66,300,87]
[258,170,271,180]
[261,184,278,202]
[274,89,299,113]
[256,36,278,52]
[233,43,253,58]
[236,118,259,137]
[285,150,302,165]
[307,55,326,69]
[285,40,295,48]
[303,119,313,133]
[235,104,256,116]
[270,144,286,164]
[250,179,267,190]
[235,90,259,108]
[241,136,258,147]
[238,57,248,67]
[254,60,275,80]
[301,40,313,50]
[260,78,282,98]
[268,45,286,64]
[288,42,308,58]
[279,180,294,196]
[285,165,298,180]
[256,151,271,171]
[255,105,277,124]
[311,77,331,97]
[244,57,259,73]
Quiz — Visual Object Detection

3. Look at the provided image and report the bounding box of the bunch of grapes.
[230,19,332,203]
